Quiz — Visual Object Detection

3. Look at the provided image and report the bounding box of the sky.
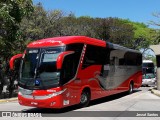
[33,0,160,29]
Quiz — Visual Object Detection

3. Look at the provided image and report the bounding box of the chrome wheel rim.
[130,84,133,93]
[81,93,87,104]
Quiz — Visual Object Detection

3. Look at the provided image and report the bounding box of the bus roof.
[107,42,140,54]
[27,36,140,54]
[27,36,106,48]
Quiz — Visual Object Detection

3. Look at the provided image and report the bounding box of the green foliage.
[0,0,33,60]
[106,18,134,48]
[149,12,160,45]
[1,1,159,61]
[119,19,157,52]
[145,54,157,66]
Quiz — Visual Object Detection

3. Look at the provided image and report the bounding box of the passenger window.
[82,45,107,69]
[124,52,142,66]
[60,54,75,84]
[119,58,125,65]
[110,57,115,65]
[156,56,160,67]
[110,49,126,66]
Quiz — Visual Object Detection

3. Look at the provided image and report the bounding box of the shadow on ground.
[22,89,141,114]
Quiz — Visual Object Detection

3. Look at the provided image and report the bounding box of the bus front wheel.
[79,89,90,107]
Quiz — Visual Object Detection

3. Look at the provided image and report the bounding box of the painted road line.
[0,97,18,103]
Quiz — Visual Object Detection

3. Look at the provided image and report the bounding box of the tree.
[119,20,157,53]
[106,18,134,48]
[0,0,33,98]
[20,2,48,47]
[150,12,160,26]
[18,3,156,55]
[93,18,110,40]
[150,12,160,44]
[20,4,66,42]
[0,0,33,60]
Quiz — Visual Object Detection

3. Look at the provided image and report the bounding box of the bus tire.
[128,82,134,94]
[79,89,90,107]
[0,88,2,99]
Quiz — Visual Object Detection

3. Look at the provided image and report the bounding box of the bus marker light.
[47,89,56,92]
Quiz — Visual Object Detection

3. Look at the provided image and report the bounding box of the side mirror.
[9,54,23,70]
[56,51,75,69]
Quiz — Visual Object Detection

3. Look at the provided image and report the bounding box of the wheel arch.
[78,86,91,102]
[79,86,91,107]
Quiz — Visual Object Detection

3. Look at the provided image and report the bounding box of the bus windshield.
[142,62,155,74]
[19,47,64,89]
[142,63,154,68]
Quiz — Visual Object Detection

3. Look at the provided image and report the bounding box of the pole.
[150,45,160,90]
[157,68,160,90]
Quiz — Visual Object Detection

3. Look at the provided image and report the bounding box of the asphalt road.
[0,87,160,120]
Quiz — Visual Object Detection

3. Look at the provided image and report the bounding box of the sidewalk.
[0,97,18,103]
[150,87,160,97]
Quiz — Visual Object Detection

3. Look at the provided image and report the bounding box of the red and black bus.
[10,36,142,108]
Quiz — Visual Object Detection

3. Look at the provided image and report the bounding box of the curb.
[0,97,18,103]
[151,89,160,97]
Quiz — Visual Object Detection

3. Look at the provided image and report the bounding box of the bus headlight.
[47,88,66,98]
[18,87,33,95]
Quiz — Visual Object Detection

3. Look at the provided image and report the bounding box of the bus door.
[58,44,84,105]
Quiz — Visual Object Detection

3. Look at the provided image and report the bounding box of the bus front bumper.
[18,93,64,108]
[17,87,68,108]
[142,79,156,86]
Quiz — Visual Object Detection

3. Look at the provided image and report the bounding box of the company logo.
[35,79,40,86]
[32,40,62,45]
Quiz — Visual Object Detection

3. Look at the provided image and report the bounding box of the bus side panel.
[62,82,82,107]
[116,71,142,91]
[76,66,142,101]
[60,65,103,107]
[77,65,107,100]
[76,65,129,100]
[133,71,142,88]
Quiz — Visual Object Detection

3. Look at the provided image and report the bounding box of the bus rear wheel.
[79,89,90,107]
[128,82,134,94]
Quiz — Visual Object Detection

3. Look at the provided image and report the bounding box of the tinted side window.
[124,52,142,66]
[156,56,160,67]
[82,45,106,69]
[137,54,142,66]
[119,58,125,65]
[110,49,125,66]
[66,43,84,75]
[60,54,75,84]
[66,43,84,53]
[60,44,83,85]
